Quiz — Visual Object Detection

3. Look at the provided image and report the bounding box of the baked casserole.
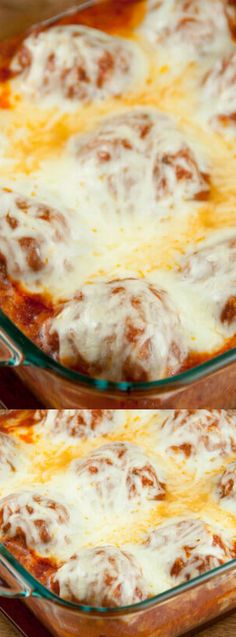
[0,0,235,386]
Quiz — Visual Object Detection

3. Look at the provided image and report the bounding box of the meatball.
[201,51,236,135]
[146,517,231,583]
[0,492,70,555]
[51,545,147,607]
[40,278,188,382]
[38,409,124,439]
[217,462,236,501]
[11,25,147,106]
[139,0,232,59]
[70,108,210,215]
[179,236,236,331]
[73,441,165,511]
[0,433,19,478]
[0,188,69,284]
[180,237,236,283]
[158,410,236,463]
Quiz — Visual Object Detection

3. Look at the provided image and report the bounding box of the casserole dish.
[1,408,236,637]
[1,548,236,637]
[1,311,236,408]
[0,0,236,408]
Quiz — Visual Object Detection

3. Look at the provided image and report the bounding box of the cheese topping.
[41,279,188,381]
[200,51,236,137]
[0,410,236,606]
[72,441,166,514]
[0,187,73,284]
[0,433,21,478]
[68,107,210,218]
[38,409,125,440]
[52,545,148,607]
[139,0,233,64]
[11,25,148,109]
[0,491,72,555]
[156,410,236,475]
[0,1,236,380]
[140,517,232,588]
[179,235,236,333]
[216,462,236,514]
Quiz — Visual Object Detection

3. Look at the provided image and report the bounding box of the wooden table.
[1,609,236,637]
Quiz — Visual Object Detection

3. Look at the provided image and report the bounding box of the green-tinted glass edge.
[0,309,236,393]
[0,544,236,615]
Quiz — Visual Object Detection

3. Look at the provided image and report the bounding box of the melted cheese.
[11,25,148,109]
[179,233,236,334]
[38,409,125,440]
[71,440,165,515]
[53,545,148,606]
[129,516,233,595]
[139,0,233,66]
[0,433,22,479]
[0,491,73,556]
[67,107,210,217]
[215,462,236,515]
[41,279,188,381]
[0,188,75,285]
[156,410,236,475]
[200,51,236,138]
[0,4,235,379]
[1,410,236,605]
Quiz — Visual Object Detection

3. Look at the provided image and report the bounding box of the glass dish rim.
[1,543,236,615]
[0,309,236,392]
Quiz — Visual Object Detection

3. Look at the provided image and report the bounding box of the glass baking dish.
[1,309,236,409]
[0,1,236,409]
[1,543,236,637]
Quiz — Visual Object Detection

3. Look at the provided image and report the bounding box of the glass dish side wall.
[1,314,236,407]
[20,576,236,637]
[1,549,236,637]
[15,360,236,408]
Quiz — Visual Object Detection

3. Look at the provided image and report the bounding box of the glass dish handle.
[0,553,33,599]
[0,328,24,367]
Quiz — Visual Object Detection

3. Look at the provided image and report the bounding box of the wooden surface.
[0,615,20,637]
[1,609,236,637]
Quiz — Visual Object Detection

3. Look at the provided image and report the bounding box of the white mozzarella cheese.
[0,410,236,602]
[11,25,148,109]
